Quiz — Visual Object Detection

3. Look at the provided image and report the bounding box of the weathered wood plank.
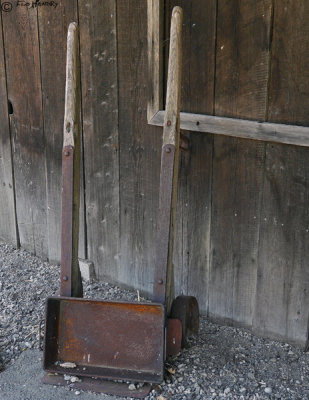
[60,22,83,297]
[147,0,163,121]
[180,132,213,314]
[209,0,272,326]
[254,0,309,348]
[2,5,47,257]
[166,0,216,313]
[0,13,17,246]
[153,6,182,312]
[166,0,217,115]
[38,0,83,263]
[117,0,162,294]
[78,0,119,280]
[149,111,309,147]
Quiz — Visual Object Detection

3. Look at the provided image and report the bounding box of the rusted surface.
[166,318,182,356]
[60,145,74,297]
[43,297,165,383]
[170,296,199,348]
[42,373,151,398]
[153,143,176,305]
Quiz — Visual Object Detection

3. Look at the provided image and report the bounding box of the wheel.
[170,295,199,348]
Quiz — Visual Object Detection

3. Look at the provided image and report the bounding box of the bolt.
[157,279,163,285]
[165,147,171,153]
[167,120,171,126]
[66,122,71,133]
[63,276,68,281]
[64,151,70,156]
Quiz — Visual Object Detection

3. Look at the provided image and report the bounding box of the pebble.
[128,383,136,391]
[1,243,309,400]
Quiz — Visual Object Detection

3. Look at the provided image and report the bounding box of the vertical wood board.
[38,0,81,263]
[79,0,119,279]
[0,12,17,246]
[254,0,309,347]
[210,0,272,326]
[2,5,47,257]
[117,0,162,294]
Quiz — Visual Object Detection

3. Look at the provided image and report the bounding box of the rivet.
[63,276,68,281]
[167,120,171,126]
[157,279,163,284]
[64,151,70,156]
[165,147,171,153]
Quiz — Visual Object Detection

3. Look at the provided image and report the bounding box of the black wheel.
[170,295,199,348]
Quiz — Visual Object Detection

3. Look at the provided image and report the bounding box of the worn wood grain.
[254,0,309,348]
[117,0,162,294]
[149,111,309,147]
[60,22,82,297]
[78,0,119,280]
[2,5,47,257]
[166,0,216,115]
[147,0,163,121]
[209,0,272,326]
[152,6,182,312]
[0,13,17,246]
[166,0,216,313]
[38,0,82,263]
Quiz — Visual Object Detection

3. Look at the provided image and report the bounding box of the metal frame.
[147,0,309,147]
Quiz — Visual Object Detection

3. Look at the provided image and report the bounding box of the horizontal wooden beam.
[149,110,309,147]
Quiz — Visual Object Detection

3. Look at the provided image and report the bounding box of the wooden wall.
[0,0,308,348]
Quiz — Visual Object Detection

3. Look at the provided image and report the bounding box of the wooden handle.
[153,7,182,312]
[163,6,182,146]
[60,22,83,298]
[63,22,79,148]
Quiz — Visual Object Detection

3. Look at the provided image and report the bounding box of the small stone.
[60,362,77,368]
[128,383,136,391]
[78,259,95,281]
[75,391,80,395]
[70,376,81,383]
[265,387,272,394]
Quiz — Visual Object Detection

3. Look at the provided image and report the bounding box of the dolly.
[42,7,199,398]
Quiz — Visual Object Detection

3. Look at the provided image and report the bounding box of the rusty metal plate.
[170,295,199,348]
[42,373,151,398]
[43,297,165,383]
[166,318,182,356]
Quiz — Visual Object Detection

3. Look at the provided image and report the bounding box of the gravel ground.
[1,243,309,399]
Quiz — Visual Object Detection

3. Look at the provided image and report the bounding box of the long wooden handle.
[153,7,182,312]
[60,22,83,298]
[163,6,182,147]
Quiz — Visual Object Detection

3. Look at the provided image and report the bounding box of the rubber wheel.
[170,295,199,348]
